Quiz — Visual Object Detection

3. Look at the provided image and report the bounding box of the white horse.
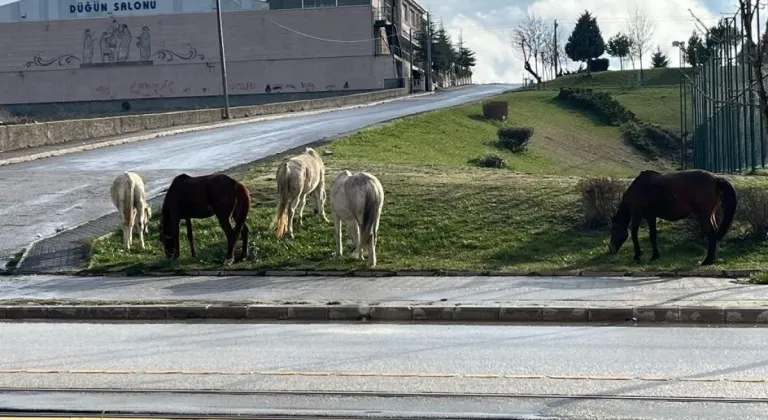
[272,147,329,239]
[330,170,384,267]
[110,171,151,251]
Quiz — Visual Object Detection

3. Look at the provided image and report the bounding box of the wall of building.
[0,5,396,112]
[0,0,270,23]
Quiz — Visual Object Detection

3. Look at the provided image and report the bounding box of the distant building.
[0,0,426,116]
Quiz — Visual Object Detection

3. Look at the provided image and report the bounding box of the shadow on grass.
[488,220,768,273]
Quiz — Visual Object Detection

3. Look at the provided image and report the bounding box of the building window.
[303,0,337,7]
[270,0,303,9]
[338,0,370,5]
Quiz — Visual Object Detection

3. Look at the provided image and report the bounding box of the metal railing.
[688,6,768,173]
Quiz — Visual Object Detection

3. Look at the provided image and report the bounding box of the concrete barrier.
[0,88,408,153]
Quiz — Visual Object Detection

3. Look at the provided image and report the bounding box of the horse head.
[607,203,630,254]
[157,221,175,258]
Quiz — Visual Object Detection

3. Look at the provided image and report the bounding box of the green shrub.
[557,88,636,125]
[497,127,534,153]
[578,177,626,229]
[471,153,507,169]
[736,185,768,238]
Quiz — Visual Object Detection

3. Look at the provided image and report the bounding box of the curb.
[0,89,436,167]
[69,268,762,279]
[2,303,768,325]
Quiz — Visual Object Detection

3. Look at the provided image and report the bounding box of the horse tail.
[358,178,383,251]
[122,174,135,228]
[232,181,251,235]
[714,177,737,242]
[272,163,293,238]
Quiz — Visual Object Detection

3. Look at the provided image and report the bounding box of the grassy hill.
[544,67,694,89]
[87,84,768,275]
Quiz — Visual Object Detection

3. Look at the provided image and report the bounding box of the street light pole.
[215,0,231,119]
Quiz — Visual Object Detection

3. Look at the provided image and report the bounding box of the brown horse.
[158,173,251,265]
[608,169,737,266]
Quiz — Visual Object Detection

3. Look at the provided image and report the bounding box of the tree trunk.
[524,61,543,87]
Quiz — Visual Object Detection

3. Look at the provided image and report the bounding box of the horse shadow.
[488,221,765,274]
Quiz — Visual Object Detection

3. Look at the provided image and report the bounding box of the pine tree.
[414,15,437,68]
[564,10,606,74]
[685,31,707,66]
[456,33,477,82]
[651,46,669,68]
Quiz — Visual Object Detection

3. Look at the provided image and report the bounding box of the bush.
[736,185,768,238]
[578,177,625,229]
[482,101,508,121]
[471,153,507,169]
[497,126,534,153]
[557,88,636,126]
[621,121,684,160]
[589,58,610,73]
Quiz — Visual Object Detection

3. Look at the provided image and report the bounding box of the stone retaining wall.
[0,87,408,153]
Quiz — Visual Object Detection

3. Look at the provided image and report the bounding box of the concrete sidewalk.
[1,274,767,324]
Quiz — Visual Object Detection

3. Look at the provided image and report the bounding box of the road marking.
[0,369,765,384]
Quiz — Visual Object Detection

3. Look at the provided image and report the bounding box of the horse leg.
[698,211,718,266]
[647,216,660,260]
[630,215,643,262]
[347,220,361,258]
[215,213,237,265]
[137,211,146,251]
[287,197,300,239]
[239,224,250,261]
[367,230,377,268]
[316,187,330,223]
[186,219,196,259]
[333,215,343,258]
[297,194,307,227]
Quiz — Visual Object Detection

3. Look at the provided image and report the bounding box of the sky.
[0,0,738,83]
[419,0,736,83]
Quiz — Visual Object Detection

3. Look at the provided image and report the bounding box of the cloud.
[422,0,723,83]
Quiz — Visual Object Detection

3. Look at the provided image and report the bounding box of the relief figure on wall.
[82,29,94,64]
[26,20,204,69]
[99,29,112,62]
[137,27,151,61]
[117,24,133,62]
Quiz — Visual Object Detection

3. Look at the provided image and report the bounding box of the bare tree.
[513,13,546,85]
[627,3,655,84]
[738,0,768,137]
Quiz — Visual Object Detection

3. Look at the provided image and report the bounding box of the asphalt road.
[1,323,768,419]
[0,84,513,264]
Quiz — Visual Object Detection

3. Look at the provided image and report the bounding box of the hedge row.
[557,87,685,160]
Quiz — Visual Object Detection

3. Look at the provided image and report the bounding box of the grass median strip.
[87,90,768,275]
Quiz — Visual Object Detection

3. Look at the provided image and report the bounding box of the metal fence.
[689,8,768,173]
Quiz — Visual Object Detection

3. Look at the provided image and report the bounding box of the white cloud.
[423,0,724,83]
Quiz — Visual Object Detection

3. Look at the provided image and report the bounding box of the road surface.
[1,323,767,419]
[0,84,513,264]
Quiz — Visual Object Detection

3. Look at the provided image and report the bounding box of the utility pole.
[215,0,231,119]
[425,11,432,91]
[553,19,558,77]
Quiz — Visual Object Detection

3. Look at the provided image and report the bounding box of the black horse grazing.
[608,169,737,266]
[158,173,251,265]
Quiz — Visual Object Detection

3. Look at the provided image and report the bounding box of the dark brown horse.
[158,173,251,265]
[608,169,737,266]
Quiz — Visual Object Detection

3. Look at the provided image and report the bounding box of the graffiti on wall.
[24,21,205,69]
[261,81,351,94]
